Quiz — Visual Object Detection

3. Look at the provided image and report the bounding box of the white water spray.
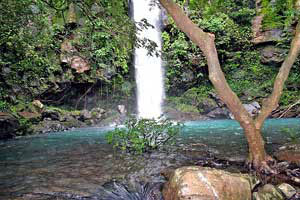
[132,0,164,119]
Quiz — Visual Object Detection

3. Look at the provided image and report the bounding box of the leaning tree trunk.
[158,0,300,170]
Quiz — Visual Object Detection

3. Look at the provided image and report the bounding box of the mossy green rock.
[253,184,284,200]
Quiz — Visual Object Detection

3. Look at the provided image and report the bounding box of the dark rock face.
[252,27,283,44]
[198,98,219,114]
[0,112,19,140]
[261,46,286,65]
[42,109,62,121]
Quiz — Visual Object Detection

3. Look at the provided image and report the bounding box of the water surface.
[0,119,299,199]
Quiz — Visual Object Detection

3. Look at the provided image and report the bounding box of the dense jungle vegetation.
[0,0,299,136]
[163,0,300,113]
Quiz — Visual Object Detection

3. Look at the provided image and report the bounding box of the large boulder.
[0,112,20,140]
[42,109,63,121]
[163,166,255,200]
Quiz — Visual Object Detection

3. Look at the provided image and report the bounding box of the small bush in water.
[106,116,182,154]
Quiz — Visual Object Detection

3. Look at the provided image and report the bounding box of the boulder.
[0,112,19,140]
[163,166,254,200]
[275,142,300,164]
[42,109,62,121]
[253,184,284,200]
[198,98,218,114]
[91,107,105,119]
[207,107,230,119]
[80,109,92,121]
[261,46,286,64]
[275,150,300,165]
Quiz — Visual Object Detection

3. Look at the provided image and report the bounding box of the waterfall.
[132,0,164,119]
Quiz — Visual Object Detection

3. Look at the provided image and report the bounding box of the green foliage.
[106,116,182,154]
[0,0,135,105]
[167,86,212,113]
[163,0,299,106]
[0,101,9,112]
[261,0,298,30]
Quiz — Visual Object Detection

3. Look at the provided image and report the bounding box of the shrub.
[106,116,183,154]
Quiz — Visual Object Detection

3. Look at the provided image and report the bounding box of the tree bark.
[158,0,300,169]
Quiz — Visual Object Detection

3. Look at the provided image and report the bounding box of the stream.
[0,118,299,199]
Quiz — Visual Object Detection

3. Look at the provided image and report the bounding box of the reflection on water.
[0,119,299,199]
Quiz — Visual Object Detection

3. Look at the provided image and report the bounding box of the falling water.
[132,0,164,119]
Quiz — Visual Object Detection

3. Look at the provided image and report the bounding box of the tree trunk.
[158,0,300,170]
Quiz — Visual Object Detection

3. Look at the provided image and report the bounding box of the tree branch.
[255,22,300,129]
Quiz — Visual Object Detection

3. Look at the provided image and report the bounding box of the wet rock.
[253,184,284,200]
[261,46,286,64]
[98,181,163,200]
[207,107,230,119]
[33,120,66,133]
[42,109,62,121]
[163,166,254,200]
[198,98,218,114]
[278,183,296,199]
[80,109,92,121]
[0,112,19,140]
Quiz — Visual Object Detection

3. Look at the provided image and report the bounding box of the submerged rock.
[163,166,254,200]
[97,181,163,200]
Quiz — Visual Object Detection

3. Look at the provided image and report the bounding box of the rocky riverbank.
[1,95,299,141]
[0,100,129,140]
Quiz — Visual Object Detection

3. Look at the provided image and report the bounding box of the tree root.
[248,158,300,187]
